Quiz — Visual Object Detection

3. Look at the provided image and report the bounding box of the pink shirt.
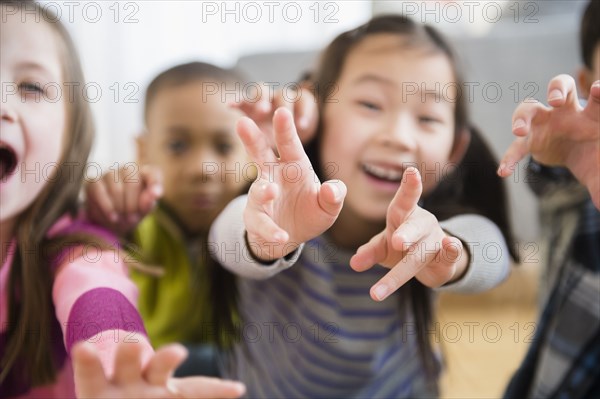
[0,216,153,398]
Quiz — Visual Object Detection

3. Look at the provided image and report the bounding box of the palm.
[238,107,345,261]
[530,107,574,166]
[501,76,600,181]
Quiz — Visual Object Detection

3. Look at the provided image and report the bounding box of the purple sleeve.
[53,247,154,374]
[64,287,147,353]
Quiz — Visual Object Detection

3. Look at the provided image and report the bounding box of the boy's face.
[141,81,249,234]
[580,42,600,97]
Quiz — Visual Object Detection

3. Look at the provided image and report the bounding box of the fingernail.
[497,163,505,175]
[298,116,309,130]
[166,381,180,395]
[258,181,269,192]
[110,212,119,223]
[273,231,287,242]
[394,232,407,245]
[226,381,246,394]
[548,89,563,102]
[152,185,163,196]
[330,183,341,202]
[231,381,246,390]
[405,167,420,182]
[373,284,389,301]
[258,101,270,113]
[512,119,526,130]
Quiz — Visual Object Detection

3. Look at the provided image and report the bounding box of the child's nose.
[189,147,220,180]
[0,103,19,123]
[0,81,19,123]
[378,116,417,151]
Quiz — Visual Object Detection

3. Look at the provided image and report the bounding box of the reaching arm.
[499,76,600,209]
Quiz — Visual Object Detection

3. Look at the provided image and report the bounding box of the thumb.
[317,180,346,217]
[583,80,600,122]
[498,137,528,177]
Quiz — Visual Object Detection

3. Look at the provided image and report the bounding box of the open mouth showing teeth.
[362,163,405,182]
[0,145,18,181]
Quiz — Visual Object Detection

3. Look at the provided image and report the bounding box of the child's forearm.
[53,249,154,374]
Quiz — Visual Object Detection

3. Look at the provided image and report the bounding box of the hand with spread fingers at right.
[498,75,600,209]
[231,83,318,148]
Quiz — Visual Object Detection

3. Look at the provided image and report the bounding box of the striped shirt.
[210,196,510,398]
[226,235,432,398]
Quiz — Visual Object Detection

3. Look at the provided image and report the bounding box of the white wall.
[38,0,589,242]
[38,0,371,166]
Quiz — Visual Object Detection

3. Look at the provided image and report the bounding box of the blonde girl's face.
[0,12,67,223]
[321,34,457,222]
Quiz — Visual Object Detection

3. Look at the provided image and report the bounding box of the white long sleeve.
[211,196,510,291]
[208,195,303,279]
[437,214,511,293]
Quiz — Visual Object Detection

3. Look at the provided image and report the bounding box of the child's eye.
[419,116,441,124]
[216,142,233,156]
[19,82,44,94]
[357,101,382,111]
[168,140,188,154]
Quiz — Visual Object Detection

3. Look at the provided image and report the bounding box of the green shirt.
[128,204,229,348]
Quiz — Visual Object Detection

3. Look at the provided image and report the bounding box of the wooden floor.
[437,261,541,398]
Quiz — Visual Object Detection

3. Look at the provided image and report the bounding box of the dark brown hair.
[580,0,600,70]
[144,61,244,124]
[142,62,244,347]
[304,14,517,382]
[1,0,97,387]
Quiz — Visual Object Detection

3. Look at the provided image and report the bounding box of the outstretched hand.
[231,85,318,147]
[498,75,600,208]
[72,341,245,399]
[349,168,467,301]
[238,107,346,262]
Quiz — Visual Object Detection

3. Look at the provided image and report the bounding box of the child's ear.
[448,127,471,166]
[136,131,148,165]
[578,67,592,98]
